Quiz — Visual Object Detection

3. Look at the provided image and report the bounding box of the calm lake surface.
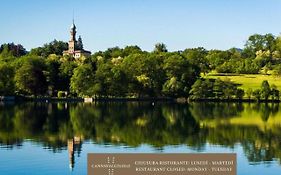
[0,102,281,175]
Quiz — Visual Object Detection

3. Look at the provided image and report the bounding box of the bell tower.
[63,18,91,58]
[69,20,76,53]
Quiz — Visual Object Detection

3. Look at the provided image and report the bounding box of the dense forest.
[1,34,281,100]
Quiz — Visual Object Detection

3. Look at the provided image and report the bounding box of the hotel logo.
[88,153,236,175]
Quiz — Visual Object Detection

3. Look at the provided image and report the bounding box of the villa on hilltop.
[63,21,91,59]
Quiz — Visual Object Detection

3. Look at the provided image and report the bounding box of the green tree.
[213,79,224,99]
[212,78,240,99]
[273,64,281,77]
[29,40,68,57]
[59,61,77,91]
[253,89,261,101]
[14,57,48,95]
[122,52,165,97]
[254,50,271,68]
[246,88,253,100]
[154,43,168,53]
[182,47,209,74]
[162,77,184,97]
[163,54,200,97]
[45,57,61,96]
[235,89,245,100]
[93,60,128,97]
[123,45,142,56]
[244,33,275,58]
[271,84,280,100]
[76,36,83,50]
[0,63,15,95]
[222,80,238,100]
[261,80,271,100]
[223,87,234,100]
[236,59,260,74]
[100,47,125,60]
[206,50,229,70]
[189,79,204,99]
[189,79,214,100]
[70,64,95,97]
[121,53,144,96]
[0,43,26,59]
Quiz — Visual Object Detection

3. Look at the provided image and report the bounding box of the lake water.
[0,102,281,175]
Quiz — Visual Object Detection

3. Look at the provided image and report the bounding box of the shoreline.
[188,98,281,103]
[1,96,280,103]
[0,96,175,103]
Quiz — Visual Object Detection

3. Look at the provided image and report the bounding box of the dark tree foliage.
[30,40,68,57]
[14,56,48,95]
[261,80,271,100]
[123,45,142,56]
[189,78,243,100]
[163,53,200,97]
[244,34,276,58]
[154,43,168,53]
[0,63,15,95]
[76,36,83,50]
[59,61,78,92]
[0,43,27,58]
[182,47,208,74]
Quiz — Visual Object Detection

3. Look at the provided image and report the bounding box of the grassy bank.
[205,73,281,91]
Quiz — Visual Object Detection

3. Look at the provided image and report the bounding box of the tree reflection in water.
[1,102,281,169]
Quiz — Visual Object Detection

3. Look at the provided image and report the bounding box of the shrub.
[57,91,65,98]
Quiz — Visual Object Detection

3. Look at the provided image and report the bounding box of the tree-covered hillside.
[1,34,281,100]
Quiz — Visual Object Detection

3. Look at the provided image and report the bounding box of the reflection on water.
[1,102,281,174]
[68,137,82,170]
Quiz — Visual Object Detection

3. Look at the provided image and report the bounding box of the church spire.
[70,18,76,42]
[70,9,77,42]
[71,10,76,30]
[63,15,91,58]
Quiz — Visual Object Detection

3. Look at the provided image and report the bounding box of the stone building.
[63,21,91,59]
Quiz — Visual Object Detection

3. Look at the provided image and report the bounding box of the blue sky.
[1,0,281,52]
